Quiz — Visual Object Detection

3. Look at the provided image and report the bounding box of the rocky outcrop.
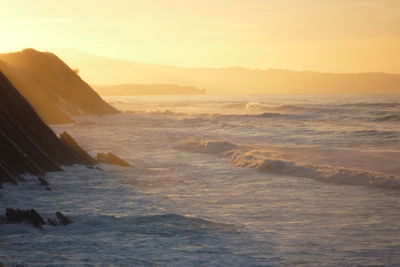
[95,152,132,167]
[47,211,73,226]
[59,132,97,166]
[4,208,46,228]
[2,208,72,228]
[0,49,119,124]
[0,71,95,186]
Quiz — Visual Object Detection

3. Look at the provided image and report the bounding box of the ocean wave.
[257,112,307,119]
[125,110,217,118]
[0,213,240,237]
[352,130,399,138]
[373,114,400,122]
[340,102,400,108]
[223,103,246,109]
[176,139,400,190]
[245,102,306,113]
[124,109,309,122]
[244,102,344,116]
[132,214,241,232]
[215,112,309,121]
[75,213,241,236]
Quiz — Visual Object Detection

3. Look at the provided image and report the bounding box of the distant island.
[94,84,206,96]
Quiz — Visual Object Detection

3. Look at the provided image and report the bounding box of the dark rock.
[0,71,98,186]
[3,209,73,228]
[59,131,97,166]
[55,211,73,225]
[37,176,49,186]
[5,208,46,228]
[95,152,132,167]
[46,218,58,226]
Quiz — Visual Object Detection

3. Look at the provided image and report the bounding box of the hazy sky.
[1,0,400,72]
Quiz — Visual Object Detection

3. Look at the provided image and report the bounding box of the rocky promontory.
[0,71,96,186]
[0,49,119,124]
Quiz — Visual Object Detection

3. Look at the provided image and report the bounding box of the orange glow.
[1,0,400,74]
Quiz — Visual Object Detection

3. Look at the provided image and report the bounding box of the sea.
[1,94,400,266]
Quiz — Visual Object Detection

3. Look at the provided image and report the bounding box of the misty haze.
[1,1,400,266]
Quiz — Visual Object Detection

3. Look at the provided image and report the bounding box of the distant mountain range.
[94,84,205,96]
[55,48,400,94]
[0,49,118,124]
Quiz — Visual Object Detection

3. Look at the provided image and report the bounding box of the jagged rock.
[5,208,46,228]
[0,71,99,186]
[59,131,97,166]
[3,208,73,228]
[55,211,73,225]
[95,152,132,167]
[46,218,58,226]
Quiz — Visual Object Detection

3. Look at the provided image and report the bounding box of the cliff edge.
[0,71,94,186]
[0,49,119,124]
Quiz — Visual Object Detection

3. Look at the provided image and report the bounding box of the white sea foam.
[2,94,400,266]
[177,139,400,190]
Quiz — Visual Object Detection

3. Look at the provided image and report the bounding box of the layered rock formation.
[0,71,95,186]
[0,49,118,124]
[95,152,132,167]
[59,132,97,166]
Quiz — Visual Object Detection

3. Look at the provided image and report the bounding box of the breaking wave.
[256,112,308,119]
[245,102,308,113]
[243,102,351,116]
[124,109,310,122]
[176,139,400,190]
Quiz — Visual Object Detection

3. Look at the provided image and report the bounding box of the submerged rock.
[95,152,132,167]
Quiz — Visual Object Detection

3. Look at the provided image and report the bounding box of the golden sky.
[1,0,400,73]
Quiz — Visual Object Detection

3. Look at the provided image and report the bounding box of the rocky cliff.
[0,49,118,124]
[0,71,94,186]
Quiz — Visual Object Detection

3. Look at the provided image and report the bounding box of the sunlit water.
[1,94,400,266]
